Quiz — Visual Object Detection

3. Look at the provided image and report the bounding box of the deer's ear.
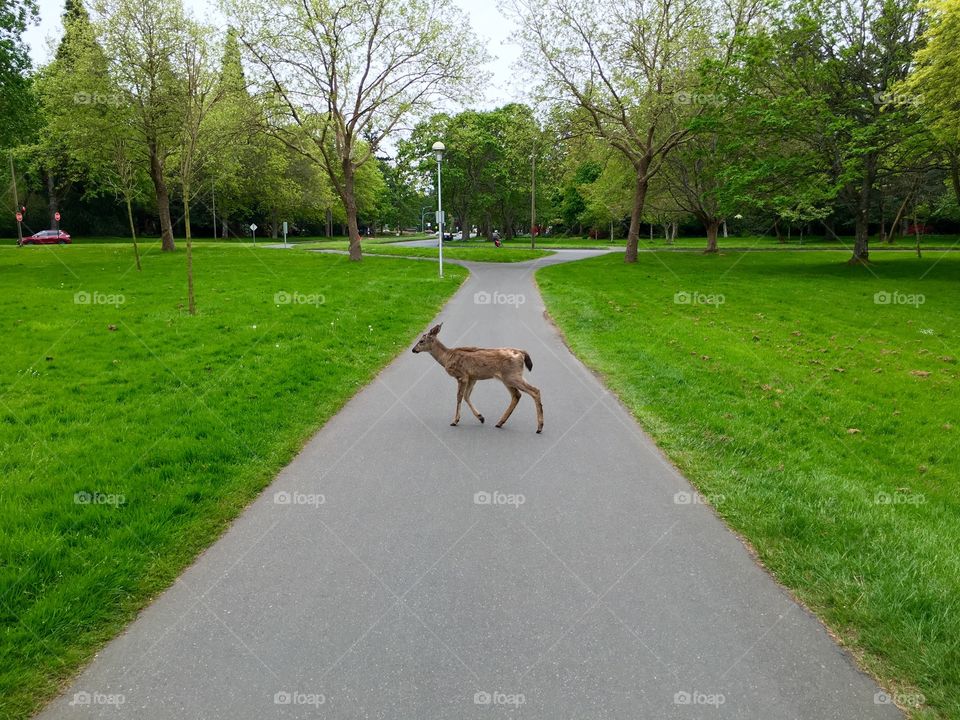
[429,323,442,336]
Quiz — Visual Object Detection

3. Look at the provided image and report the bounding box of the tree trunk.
[326,208,333,238]
[222,216,229,239]
[183,180,195,315]
[624,164,649,263]
[341,160,362,261]
[125,195,141,271]
[148,142,175,251]
[47,172,58,229]
[271,206,279,239]
[849,158,875,263]
[704,219,720,253]
[950,150,960,207]
[851,212,870,263]
[912,205,922,258]
[773,218,783,243]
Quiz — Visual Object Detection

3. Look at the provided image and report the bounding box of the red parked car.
[18,230,71,245]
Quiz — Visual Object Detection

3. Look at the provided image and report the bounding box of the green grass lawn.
[504,233,960,251]
[537,250,959,719]
[0,243,466,720]
[306,241,553,263]
[359,244,553,263]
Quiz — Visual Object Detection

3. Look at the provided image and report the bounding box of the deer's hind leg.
[496,385,522,428]
[451,378,466,426]
[515,379,544,433]
[463,378,484,424]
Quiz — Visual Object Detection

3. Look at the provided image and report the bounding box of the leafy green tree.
[0,0,37,150]
[736,0,925,261]
[36,0,148,264]
[904,0,960,206]
[92,0,190,251]
[512,0,730,262]
[229,0,481,260]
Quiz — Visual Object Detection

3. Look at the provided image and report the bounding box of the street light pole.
[432,141,445,279]
[530,150,536,250]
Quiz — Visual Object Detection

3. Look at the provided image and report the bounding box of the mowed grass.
[537,251,959,719]
[309,242,553,263]
[503,233,960,251]
[0,244,466,720]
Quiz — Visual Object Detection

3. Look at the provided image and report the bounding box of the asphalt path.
[39,250,901,719]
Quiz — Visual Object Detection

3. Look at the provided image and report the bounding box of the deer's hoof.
[495,423,503,429]
[478,415,485,424]
[536,429,542,434]
[450,422,458,427]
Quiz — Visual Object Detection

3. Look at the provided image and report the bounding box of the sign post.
[10,154,23,246]
[250,223,258,244]
[282,221,288,248]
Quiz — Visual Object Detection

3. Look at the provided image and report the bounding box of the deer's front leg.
[451,378,466,426]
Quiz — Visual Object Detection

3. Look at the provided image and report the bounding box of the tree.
[92,0,189,252]
[904,0,960,206]
[177,20,223,314]
[512,0,751,262]
[37,0,147,266]
[738,0,925,262]
[0,0,37,150]
[229,0,480,260]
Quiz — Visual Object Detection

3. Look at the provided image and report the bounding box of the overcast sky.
[22,0,526,109]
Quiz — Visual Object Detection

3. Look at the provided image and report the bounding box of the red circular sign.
[16,213,22,222]
[55,212,61,221]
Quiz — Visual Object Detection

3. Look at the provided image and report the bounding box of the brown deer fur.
[412,324,543,433]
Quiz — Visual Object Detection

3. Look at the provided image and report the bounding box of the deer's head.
[412,323,442,353]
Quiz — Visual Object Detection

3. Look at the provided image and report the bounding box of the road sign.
[55,212,61,222]
[249,223,258,232]
[282,221,288,234]
[435,211,445,224]
[16,213,22,222]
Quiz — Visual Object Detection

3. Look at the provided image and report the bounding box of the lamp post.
[432,141,445,278]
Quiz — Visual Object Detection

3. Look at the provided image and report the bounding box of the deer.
[412,324,543,433]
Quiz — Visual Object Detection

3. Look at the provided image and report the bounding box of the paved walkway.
[40,251,900,719]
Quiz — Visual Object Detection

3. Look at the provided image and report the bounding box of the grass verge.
[537,250,959,719]
[311,243,553,263]
[0,243,466,719]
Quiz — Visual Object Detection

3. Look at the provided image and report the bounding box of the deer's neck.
[429,340,452,368]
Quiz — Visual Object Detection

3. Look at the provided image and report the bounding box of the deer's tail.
[523,351,533,372]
